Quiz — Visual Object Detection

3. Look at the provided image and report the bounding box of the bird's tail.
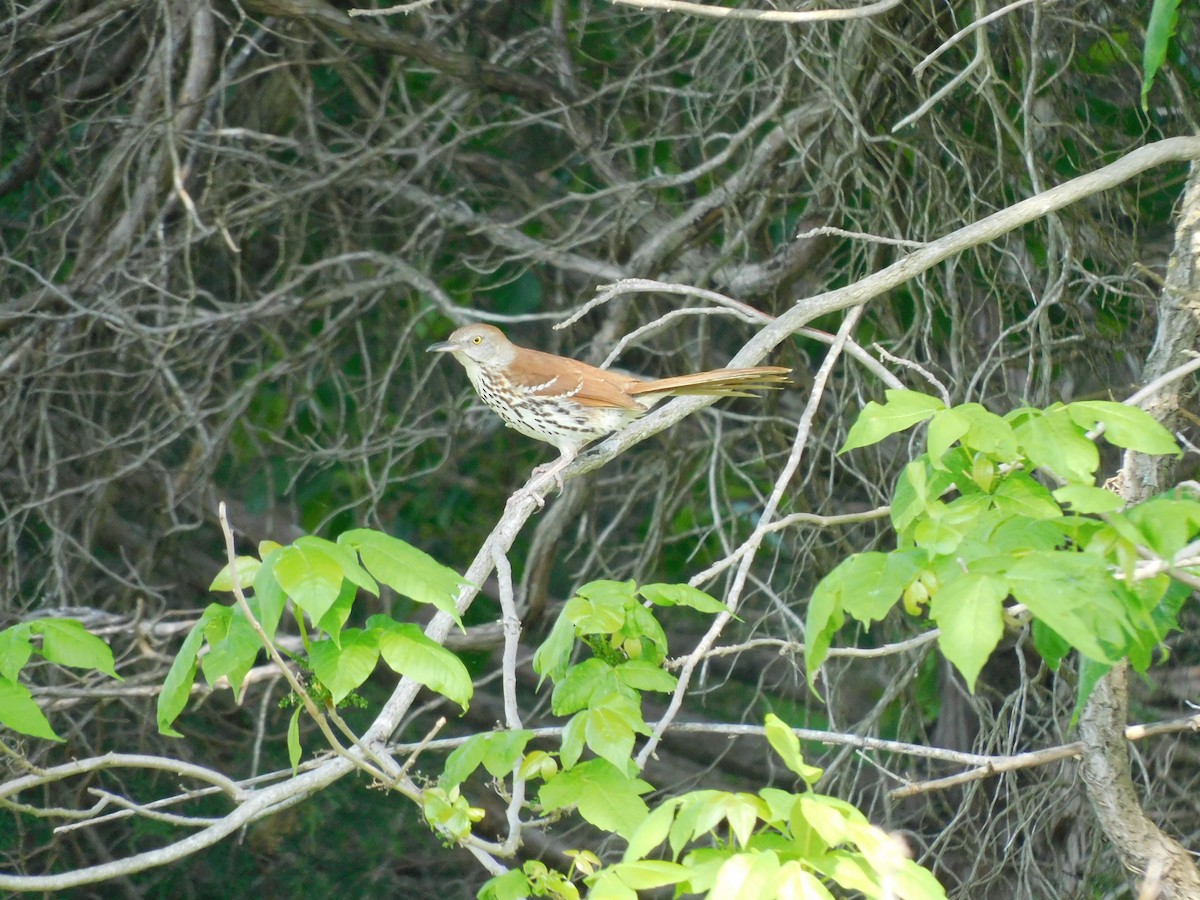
[629,367,791,399]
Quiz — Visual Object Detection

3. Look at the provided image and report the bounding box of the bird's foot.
[507,458,569,510]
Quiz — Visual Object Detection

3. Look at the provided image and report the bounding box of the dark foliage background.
[1,1,1198,896]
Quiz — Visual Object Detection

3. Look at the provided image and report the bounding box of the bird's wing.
[506,348,643,410]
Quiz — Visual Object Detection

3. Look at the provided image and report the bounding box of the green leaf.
[1011,406,1098,483]
[1052,484,1124,514]
[840,390,944,454]
[764,714,823,785]
[566,581,634,635]
[553,658,619,715]
[295,535,379,595]
[639,583,729,614]
[613,659,677,693]
[837,551,926,624]
[990,472,1063,519]
[209,555,262,592]
[777,861,837,900]
[369,616,472,711]
[480,729,534,778]
[712,851,780,900]
[1007,552,1135,664]
[953,403,1018,458]
[0,676,61,741]
[607,860,690,890]
[309,628,380,704]
[287,707,302,774]
[929,574,1007,692]
[1142,0,1181,110]
[478,869,532,900]
[441,729,536,789]
[316,578,358,646]
[252,548,288,640]
[1031,619,1071,671]
[273,543,348,624]
[587,870,637,900]
[157,604,224,736]
[532,610,577,687]
[585,693,650,773]
[926,408,969,464]
[538,759,652,839]
[339,529,465,627]
[32,619,120,678]
[1067,401,1180,456]
[0,624,33,682]
[1122,497,1200,557]
[803,566,847,690]
[200,607,262,693]
[440,733,490,788]
[1069,656,1113,731]
[891,459,955,535]
[622,800,679,863]
[560,709,586,769]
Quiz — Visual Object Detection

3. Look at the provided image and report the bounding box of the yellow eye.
[472,336,482,344]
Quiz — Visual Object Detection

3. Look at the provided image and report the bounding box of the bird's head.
[427,323,515,367]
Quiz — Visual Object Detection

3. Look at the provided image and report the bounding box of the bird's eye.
[472,336,482,344]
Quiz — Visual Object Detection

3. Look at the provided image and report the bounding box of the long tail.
[629,366,791,398]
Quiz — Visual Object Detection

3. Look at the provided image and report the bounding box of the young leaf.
[32,618,120,678]
[1067,400,1180,456]
[928,573,1008,692]
[200,607,262,693]
[157,604,224,736]
[837,550,926,625]
[0,624,33,682]
[339,529,466,627]
[369,616,472,711]
[478,869,532,900]
[953,403,1019,458]
[1052,484,1124,514]
[273,542,349,624]
[308,628,380,704]
[294,535,379,596]
[638,584,729,614]
[613,659,677,694]
[1011,406,1098,484]
[0,677,61,741]
[440,732,490,789]
[622,800,679,863]
[480,729,534,778]
[1008,552,1135,665]
[533,610,577,688]
[253,548,288,640]
[584,693,649,774]
[764,713,823,785]
[287,707,303,774]
[538,758,652,839]
[209,555,262,592]
[840,390,944,454]
[1142,0,1181,110]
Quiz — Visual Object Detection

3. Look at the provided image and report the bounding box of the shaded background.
[1,1,1198,896]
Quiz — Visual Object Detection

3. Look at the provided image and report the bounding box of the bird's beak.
[426,340,457,353]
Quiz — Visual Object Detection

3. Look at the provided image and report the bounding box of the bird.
[428,323,789,494]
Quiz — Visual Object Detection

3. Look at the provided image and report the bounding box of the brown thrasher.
[428,323,789,490]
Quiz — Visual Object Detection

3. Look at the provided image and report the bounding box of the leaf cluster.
[810,391,1195,716]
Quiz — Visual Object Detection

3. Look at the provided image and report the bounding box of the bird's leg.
[508,449,576,509]
[530,451,573,495]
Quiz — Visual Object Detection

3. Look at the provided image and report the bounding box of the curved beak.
[426,339,457,353]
